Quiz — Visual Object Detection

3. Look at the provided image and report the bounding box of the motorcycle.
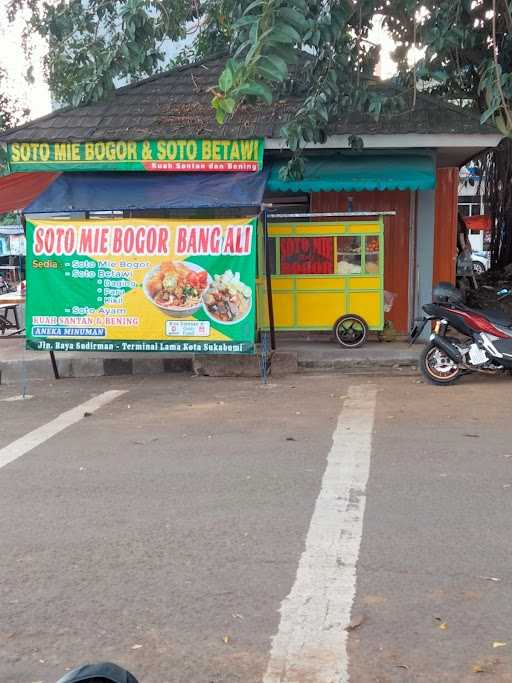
[411,282,512,385]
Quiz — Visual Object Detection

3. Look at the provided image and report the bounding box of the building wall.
[433,167,459,285]
[415,189,435,321]
[311,190,411,334]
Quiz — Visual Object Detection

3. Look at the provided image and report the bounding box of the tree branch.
[492,0,512,132]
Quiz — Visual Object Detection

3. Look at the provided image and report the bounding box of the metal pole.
[262,209,276,350]
[49,351,60,380]
[267,211,396,218]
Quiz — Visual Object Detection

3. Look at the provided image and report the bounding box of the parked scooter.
[411,282,512,385]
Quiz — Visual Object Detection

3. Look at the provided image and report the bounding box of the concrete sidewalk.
[0,335,421,384]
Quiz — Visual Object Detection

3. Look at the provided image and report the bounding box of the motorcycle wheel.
[420,342,462,385]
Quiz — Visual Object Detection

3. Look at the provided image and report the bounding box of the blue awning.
[268,154,436,193]
[26,171,269,213]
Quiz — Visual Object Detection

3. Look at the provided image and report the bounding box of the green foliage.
[0,67,28,175]
[8,0,192,106]
[6,0,512,174]
[376,0,512,132]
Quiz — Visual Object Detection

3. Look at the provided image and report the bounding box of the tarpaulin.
[268,154,436,192]
[26,170,269,213]
[0,172,59,213]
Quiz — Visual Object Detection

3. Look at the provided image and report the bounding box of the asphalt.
[1,373,511,682]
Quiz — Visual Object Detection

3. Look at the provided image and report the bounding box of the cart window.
[337,236,361,274]
[364,235,380,274]
[280,237,334,274]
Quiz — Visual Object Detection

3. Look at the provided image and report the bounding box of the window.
[337,236,361,274]
[364,235,380,274]
[280,237,333,274]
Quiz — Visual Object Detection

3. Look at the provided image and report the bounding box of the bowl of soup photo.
[143,261,211,317]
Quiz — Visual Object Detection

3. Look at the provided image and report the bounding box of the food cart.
[258,212,390,348]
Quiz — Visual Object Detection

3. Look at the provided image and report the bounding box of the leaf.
[235,15,259,28]
[439,622,448,630]
[268,25,301,45]
[279,6,307,31]
[221,97,236,114]
[235,81,273,104]
[243,0,264,15]
[257,55,288,82]
[215,107,226,124]
[272,45,299,65]
[492,641,507,648]
[480,107,498,125]
[249,20,259,44]
[218,65,233,92]
[472,663,484,673]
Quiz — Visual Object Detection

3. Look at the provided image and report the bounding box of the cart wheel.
[333,315,369,349]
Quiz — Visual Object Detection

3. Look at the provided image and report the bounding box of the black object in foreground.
[56,662,139,683]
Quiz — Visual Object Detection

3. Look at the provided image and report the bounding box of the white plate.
[202,285,252,326]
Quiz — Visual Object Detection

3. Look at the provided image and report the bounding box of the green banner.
[26,217,257,353]
[8,138,264,173]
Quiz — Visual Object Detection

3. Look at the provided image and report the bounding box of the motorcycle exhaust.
[431,335,463,363]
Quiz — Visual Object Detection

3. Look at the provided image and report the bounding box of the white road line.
[263,384,377,683]
[0,390,127,470]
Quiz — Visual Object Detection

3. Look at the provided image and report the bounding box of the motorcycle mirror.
[56,662,139,683]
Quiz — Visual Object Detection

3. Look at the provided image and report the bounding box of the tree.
[7,0,512,262]
[10,1,511,164]
[0,68,23,136]
[0,67,27,177]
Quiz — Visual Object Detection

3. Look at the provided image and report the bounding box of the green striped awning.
[268,153,436,193]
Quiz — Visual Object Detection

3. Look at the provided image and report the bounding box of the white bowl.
[143,262,211,318]
[202,285,252,325]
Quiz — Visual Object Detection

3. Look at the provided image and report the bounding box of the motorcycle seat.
[466,306,512,328]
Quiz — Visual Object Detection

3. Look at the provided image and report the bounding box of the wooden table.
[0,295,59,379]
[0,294,25,336]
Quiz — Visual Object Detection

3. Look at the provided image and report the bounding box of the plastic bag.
[384,291,396,313]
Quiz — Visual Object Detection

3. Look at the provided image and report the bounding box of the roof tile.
[0,56,497,143]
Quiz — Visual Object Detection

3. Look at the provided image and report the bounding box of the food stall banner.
[25,217,257,353]
[8,139,264,173]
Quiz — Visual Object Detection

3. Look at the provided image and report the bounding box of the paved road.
[0,372,511,682]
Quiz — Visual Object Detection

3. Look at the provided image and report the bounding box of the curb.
[0,350,421,384]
